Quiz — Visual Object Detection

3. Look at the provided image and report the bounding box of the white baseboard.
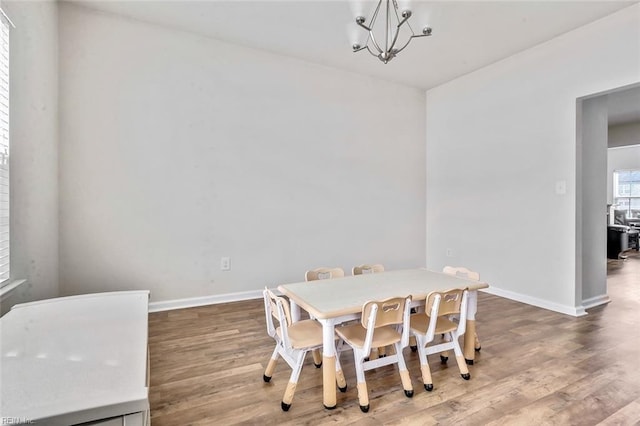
[148,289,263,313]
[150,286,604,317]
[581,294,611,311]
[481,286,588,317]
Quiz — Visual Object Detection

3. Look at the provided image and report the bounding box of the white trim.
[582,294,611,311]
[148,289,263,313]
[0,7,15,28]
[0,279,26,302]
[481,286,588,317]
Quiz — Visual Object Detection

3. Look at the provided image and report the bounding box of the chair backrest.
[352,264,385,275]
[425,288,465,317]
[263,288,293,347]
[305,267,345,281]
[443,266,480,282]
[421,289,468,339]
[360,296,412,354]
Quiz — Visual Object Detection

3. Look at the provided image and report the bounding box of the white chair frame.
[411,289,470,392]
[262,289,346,411]
[336,296,413,412]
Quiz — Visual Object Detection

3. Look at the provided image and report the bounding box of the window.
[613,170,640,218]
[0,8,11,288]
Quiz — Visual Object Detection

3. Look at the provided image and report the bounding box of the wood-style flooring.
[148,255,640,425]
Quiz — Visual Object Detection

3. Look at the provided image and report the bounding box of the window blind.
[0,9,11,286]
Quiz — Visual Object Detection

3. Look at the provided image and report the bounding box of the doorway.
[576,83,640,312]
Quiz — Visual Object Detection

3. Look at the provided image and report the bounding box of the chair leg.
[354,352,370,412]
[409,335,418,352]
[378,346,387,357]
[440,334,451,363]
[311,349,322,368]
[474,331,481,351]
[335,350,347,392]
[369,347,379,360]
[414,334,434,391]
[395,342,413,398]
[263,346,279,382]
[281,351,306,411]
[421,364,434,391]
[357,382,369,413]
[452,334,470,380]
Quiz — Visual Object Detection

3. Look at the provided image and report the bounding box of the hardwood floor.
[148,256,640,425]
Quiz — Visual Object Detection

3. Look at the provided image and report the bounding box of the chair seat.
[276,319,323,349]
[410,315,458,335]
[336,323,401,349]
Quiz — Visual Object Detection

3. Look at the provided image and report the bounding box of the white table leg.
[289,299,301,323]
[464,290,478,364]
[319,318,337,409]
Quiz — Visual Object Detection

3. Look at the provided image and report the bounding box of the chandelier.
[351,0,432,64]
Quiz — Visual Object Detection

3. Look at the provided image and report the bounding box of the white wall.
[578,96,608,305]
[608,144,640,205]
[425,5,639,315]
[58,4,426,303]
[1,0,59,313]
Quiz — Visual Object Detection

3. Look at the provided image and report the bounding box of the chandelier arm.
[385,0,392,55]
[351,0,431,63]
[367,30,384,55]
[394,32,429,55]
[365,45,380,58]
[388,14,411,53]
[405,19,419,37]
[356,20,372,32]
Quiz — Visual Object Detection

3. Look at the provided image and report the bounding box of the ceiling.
[70,0,637,91]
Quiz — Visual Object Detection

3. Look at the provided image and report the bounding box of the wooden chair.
[305,267,345,366]
[352,264,391,358]
[442,266,482,352]
[409,289,470,392]
[352,264,384,275]
[335,296,414,412]
[305,267,345,281]
[262,288,347,411]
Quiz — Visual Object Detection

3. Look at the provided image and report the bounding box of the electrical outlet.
[220,257,231,271]
[446,248,454,257]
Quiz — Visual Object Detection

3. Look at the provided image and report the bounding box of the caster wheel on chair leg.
[263,375,272,383]
[404,389,414,398]
[410,346,417,352]
[314,362,322,368]
[281,402,291,412]
[360,404,370,413]
[424,384,434,392]
[465,358,474,365]
[475,346,481,352]
[338,385,347,393]
[440,355,448,364]
[461,373,471,380]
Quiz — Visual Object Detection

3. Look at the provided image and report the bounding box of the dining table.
[277,268,489,409]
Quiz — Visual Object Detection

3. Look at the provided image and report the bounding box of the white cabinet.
[0,291,150,426]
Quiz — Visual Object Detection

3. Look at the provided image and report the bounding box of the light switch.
[221,257,231,271]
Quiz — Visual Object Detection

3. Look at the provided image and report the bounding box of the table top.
[0,291,150,425]
[278,268,488,320]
